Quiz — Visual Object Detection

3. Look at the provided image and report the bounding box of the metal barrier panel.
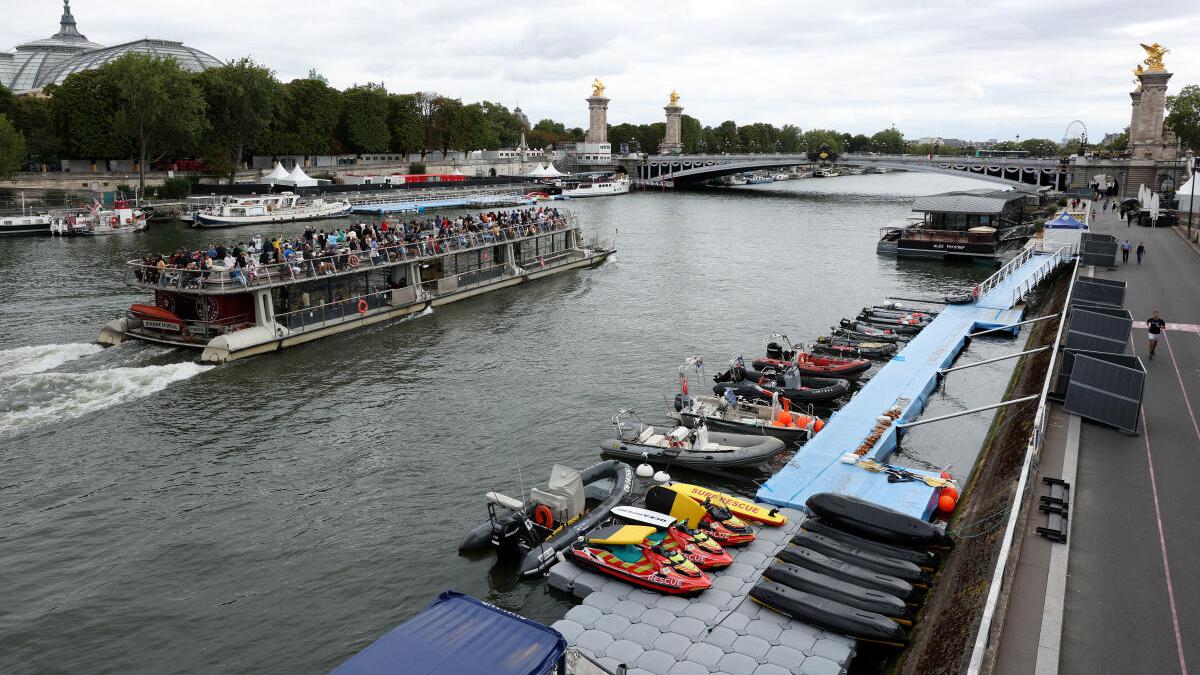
[1081,242,1118,268]
[1063,353,1146,433]
[1065,308,1132,353]
[1073,277,1126,308]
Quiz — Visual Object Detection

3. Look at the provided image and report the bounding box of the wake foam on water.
[0,343,105,377]
[0,362,213,435]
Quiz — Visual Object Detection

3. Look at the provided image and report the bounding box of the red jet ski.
[646,485,756,547]
[613,506,733,569]
[567,524,712,595]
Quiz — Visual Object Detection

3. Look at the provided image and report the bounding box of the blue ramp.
[758,250,1065,519]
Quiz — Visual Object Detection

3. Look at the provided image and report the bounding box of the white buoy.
[840,452,859,464]
[636,463,654,478]
[653,470,671,483]
[877,415,891,424]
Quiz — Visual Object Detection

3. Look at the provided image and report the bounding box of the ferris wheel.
[1064,120,1088,145]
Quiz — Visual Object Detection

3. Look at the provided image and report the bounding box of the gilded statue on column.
[591,78,605,97]
[1139,43,1168,71]
[669,90,680,106]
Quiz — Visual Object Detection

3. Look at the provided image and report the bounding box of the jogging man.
[1147,311,1166,360]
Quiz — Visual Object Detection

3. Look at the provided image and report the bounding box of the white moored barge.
[194,192,351,227]
[99,211,613,362]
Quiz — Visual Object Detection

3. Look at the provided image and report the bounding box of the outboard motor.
[491,514,538,557]
[766,341,784,360]
[674,393,693,412]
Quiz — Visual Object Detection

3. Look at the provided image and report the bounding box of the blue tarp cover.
[331,591,565,675]
[1045,210,1088,229]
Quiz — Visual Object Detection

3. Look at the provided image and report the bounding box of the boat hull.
[195,202,352,227]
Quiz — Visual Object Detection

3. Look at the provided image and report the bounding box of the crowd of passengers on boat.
[132,206,571,290]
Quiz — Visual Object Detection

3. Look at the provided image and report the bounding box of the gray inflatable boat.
[601,409,786,469]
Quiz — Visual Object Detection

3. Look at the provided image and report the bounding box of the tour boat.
[559,176,630,198]
[100,210,614,362]
[0,213,64,237]
[744,174,774,185]
[194,192,351,227]
[813,168,841,178]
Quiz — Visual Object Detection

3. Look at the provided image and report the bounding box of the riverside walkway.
[994,203,1200,675]
[757,246,1071,519]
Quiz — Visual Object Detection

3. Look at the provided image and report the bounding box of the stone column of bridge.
[1130,68,1178,160]
[586,95,609,143]
[659,90,683,155]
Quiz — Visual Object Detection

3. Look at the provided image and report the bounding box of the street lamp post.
[1188,150,1197,240]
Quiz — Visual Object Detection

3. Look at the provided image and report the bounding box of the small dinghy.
[840,318,924,336]
[806,492,953,549]
[859,305,937,322]
[751,335,872,380]
[811,335,897,360]
[852,311,932,328]
[458,460,632,577]
[750,580,909,647]
[601,409,787,469]
[672,356,823,445]
[566,524,713,596]
[612,506,733,569]
[713,360,851,404]
[944,290,977,304]
[832,326,905,343]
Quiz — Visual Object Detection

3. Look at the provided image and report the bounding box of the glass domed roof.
[2,2,222,92]
[40,39,223,87]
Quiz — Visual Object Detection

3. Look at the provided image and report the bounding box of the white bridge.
[615,153,1075,190]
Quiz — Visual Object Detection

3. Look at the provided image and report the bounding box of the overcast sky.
[5,1,1198,141]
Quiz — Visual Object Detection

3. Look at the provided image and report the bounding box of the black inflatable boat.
[777,544,916,600]
[750,580,909,646]
[601,410,786,469]
[713,365,850,404]
[806,492,954,548]
[458,460,633,577]
[762,561,908,617]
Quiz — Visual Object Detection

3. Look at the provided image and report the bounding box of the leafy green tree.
[50,70,128,159]
[713,121,739,153]
[197,57,276,183]
[778,124,803,153]
[273,77,342,155]
[0,85,15,122]
[608,123,641,152]
[802,129,843,155]
[339,83,390,153]
[388,93,422,156]
[433,97,465,154]
[1018,138,1059,157]
[847,133,872,153]
[1166,84,1200,153]
[0,113,26,178]
[415,92,441,158]
[462,102,498,151]
[681,115,703,153]
[10,95,62,167]
[105,53,208,194]
[870,127,905,154]
[477,101,524,148]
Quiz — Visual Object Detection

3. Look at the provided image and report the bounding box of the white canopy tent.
[263,162,288,184]
[1176,176,1199,213]
[276,163,319,188]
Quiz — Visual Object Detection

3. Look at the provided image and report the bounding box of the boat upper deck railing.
[126,214,583,295]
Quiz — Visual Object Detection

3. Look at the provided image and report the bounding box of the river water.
[0,172,1024,674]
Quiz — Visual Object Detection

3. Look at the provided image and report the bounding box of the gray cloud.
[3,0,1196,140]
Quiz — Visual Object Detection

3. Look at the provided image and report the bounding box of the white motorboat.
[559,176,630,198]
[813,168,841,178]
[54,199,147,235]
[1,213,65,236]
[195,192,351,227]
[771,173,790,181]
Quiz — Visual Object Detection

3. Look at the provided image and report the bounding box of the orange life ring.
[347,254,361,268]
[110,216,118,225]
[357,299,368,315]
[125,218,132,224]
[533,504,555,529]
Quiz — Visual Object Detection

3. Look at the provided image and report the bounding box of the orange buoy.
[941,486,960,501]
[940,471,952,479]
[938,494,957,512]
[775,411,792,426]
[813,419,825,432]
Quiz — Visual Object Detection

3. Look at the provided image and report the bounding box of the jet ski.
[713,360,851,404]
[566,524,713,596]
[458,460,633,577]
[645,484,756,546]
[612,506,733,569]
[602,409,787,469]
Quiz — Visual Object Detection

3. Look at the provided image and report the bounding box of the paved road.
[1060,205,1200,674]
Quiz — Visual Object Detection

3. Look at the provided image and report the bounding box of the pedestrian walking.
[1146,310,1166,360]
[1136,240,1146,264]
[1121,239,1131,263]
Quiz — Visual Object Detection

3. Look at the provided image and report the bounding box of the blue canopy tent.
[1045,210,1088,229]
[331,591,566,675]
